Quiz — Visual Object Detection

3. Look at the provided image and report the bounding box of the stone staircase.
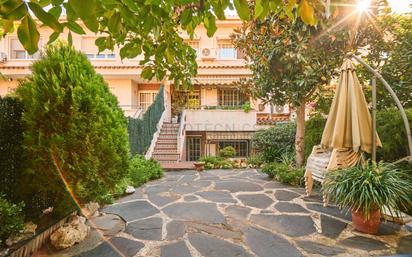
[152,123,180,164]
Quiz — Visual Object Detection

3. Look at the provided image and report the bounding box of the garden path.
[44,169,412,257]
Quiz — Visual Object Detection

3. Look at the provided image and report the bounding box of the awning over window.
[206,132,253,140]
[193,75,249,85]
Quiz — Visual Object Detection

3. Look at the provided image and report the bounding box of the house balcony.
[119,105,143,118]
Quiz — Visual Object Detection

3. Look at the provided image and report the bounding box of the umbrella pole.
[372,77,377,162]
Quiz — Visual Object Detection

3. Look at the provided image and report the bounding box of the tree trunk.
[295,100,306,167]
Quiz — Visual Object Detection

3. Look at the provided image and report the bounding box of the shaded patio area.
[38,169,412,257]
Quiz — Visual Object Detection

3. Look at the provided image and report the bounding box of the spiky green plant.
[323,162,412,219]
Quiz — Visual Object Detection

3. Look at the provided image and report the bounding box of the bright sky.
[387,0,412,13]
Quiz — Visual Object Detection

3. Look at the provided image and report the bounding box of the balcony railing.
[177,110,187,161]
[119,105,143,118]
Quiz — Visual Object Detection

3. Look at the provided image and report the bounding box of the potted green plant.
[323,161,412,234]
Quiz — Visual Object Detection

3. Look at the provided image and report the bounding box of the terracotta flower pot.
[194,162,205,172]
[351,208,381,234]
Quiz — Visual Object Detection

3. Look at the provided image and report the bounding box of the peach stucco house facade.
[0,17,291,164]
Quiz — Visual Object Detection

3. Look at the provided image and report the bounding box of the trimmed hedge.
[304,115,327,159]
[376,108,412,162]
[261,162,305,186]
[251,122,296,163]
[0,96,24,203]
[128,86,165,156]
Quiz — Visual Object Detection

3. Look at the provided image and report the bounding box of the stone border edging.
[8,211,77,257]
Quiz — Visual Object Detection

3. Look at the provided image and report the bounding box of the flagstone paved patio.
[47,169,412,257]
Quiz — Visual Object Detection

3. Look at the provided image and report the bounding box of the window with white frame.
[186,40,200,57]
[139,92,158,112]
[10,38,41,60]
[218,41,237,60]
[85,53,116,59]
[218,88,247,107]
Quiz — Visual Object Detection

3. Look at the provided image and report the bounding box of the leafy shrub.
[0,97,24,203]
[251,122,296,162]
[113,178,132,197]
[242,101,251,113]
[199,156,236,169]
[261,162,304,186]
[129,155,163,187]
[376,108,412,162]
[0,195,25,245]
[220,159,237,169]
[200,156,223,169]
[304,115,327,159]
[246,155,264,168]
[16,43,130,209]
[323,162,412,218]
[218,146,236,158]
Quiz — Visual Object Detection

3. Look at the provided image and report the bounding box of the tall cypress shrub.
[16,43,130,208]
[0,96,24,203]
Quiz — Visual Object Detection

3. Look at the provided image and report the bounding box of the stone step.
[152,154,180,161]
[154,144,177,150]
[153,149,178,155]
[159,134,177,139]
[160,130,179,134]
[163,123,180,127]
[160,161,195,170]
[156,139,178,144]
[159,133,178,136]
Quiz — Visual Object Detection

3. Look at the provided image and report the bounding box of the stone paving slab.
[250,214,317,237]
[44,169,412,257]
[195,190,237,203]
[188,233,253,257]
[244,227,302,257]
[296,240,345,256]
[160,241,191,257]
[125,217,163,240]
[339,236,389,251]
[162,202,226,223]
[320,214,347,239]
[237,194,274,209]
[274,202,309,213]
[102,200,159,222]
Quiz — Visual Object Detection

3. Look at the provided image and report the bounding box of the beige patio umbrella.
[321,59,382,153]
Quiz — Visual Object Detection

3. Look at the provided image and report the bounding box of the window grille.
[139,92,158,112]
[218,88,246,107]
